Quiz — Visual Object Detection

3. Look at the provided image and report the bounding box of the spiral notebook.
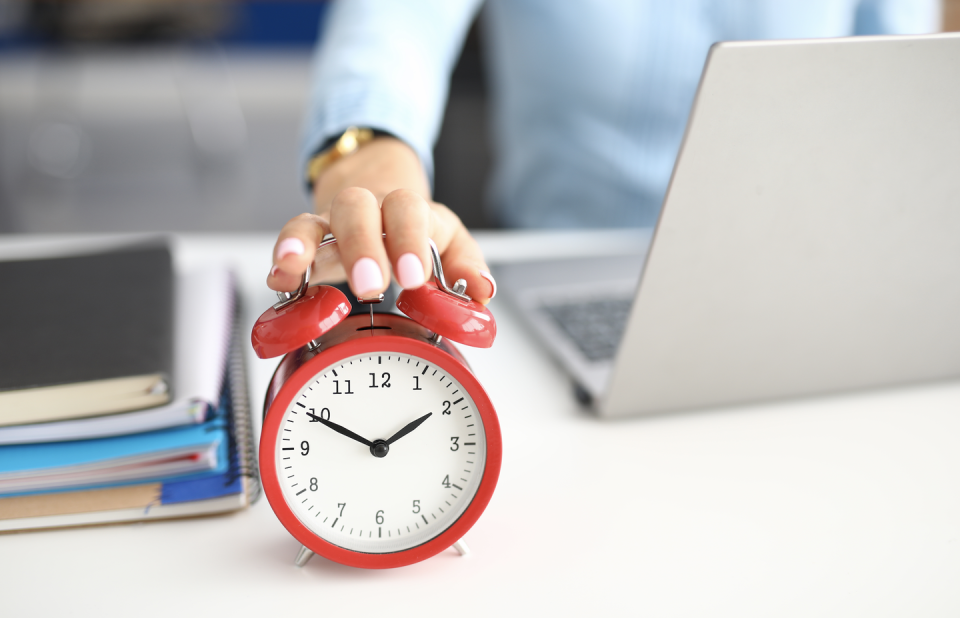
[0,288,260,532]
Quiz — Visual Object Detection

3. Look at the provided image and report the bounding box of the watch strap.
[305,127,391,189]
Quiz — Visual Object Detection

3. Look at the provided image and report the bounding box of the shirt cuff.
[299,89,437,196]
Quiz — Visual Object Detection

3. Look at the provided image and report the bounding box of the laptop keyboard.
[541,298,632,362]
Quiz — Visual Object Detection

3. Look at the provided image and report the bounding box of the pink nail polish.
[269,265,279,277]
[479,270,497,299]
[352,257,384,296]
[276,237,305,260]
[396,253,425,289]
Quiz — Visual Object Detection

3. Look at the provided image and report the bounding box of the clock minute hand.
[385,412,433,445]
[308,412,373,447]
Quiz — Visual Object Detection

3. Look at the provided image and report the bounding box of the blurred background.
[0,0,957,235]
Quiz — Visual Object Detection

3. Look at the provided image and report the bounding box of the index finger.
[267,213,330,292]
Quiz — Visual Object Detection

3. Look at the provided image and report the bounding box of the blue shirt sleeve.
[300,0,483,191]
[854,0,941,35]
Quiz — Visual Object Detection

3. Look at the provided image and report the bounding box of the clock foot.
[294,545,315,567]
[452,540,470,557]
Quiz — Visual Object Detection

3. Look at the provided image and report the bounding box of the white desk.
[3,232,960,617]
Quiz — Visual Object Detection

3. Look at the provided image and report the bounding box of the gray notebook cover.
[0,242,174,395]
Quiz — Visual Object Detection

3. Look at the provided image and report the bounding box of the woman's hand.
[266,136,496,304]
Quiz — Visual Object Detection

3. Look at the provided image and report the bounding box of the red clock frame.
[259,334,503,569]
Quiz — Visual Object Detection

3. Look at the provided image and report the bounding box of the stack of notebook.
[0,241,259,531]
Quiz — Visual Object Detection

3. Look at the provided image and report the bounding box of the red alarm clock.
[252,237,502,569]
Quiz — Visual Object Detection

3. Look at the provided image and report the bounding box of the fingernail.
[479,270,497,299]
[276,237,305,260]
[396,253,425,289]
[352,257,384,295]
[269,264,279,278]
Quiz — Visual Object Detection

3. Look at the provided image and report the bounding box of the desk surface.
[2,232,959,617]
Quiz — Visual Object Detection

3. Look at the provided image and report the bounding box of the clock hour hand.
[385,412,433,445]
[308,412,373,447]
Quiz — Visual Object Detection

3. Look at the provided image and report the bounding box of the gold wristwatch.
[305,126,376,188]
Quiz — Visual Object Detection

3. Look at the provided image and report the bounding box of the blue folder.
[0,423,223,476]
[0,393,233,498]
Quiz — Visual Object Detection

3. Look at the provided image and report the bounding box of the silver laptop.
[495,33,960,418]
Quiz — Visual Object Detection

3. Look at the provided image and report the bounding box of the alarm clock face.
[274,351,487,554]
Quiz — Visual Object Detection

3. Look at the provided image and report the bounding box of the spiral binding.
[227,289,261,504]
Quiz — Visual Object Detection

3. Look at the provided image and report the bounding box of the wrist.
[306,127,388,190]
[312,137,431,214]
